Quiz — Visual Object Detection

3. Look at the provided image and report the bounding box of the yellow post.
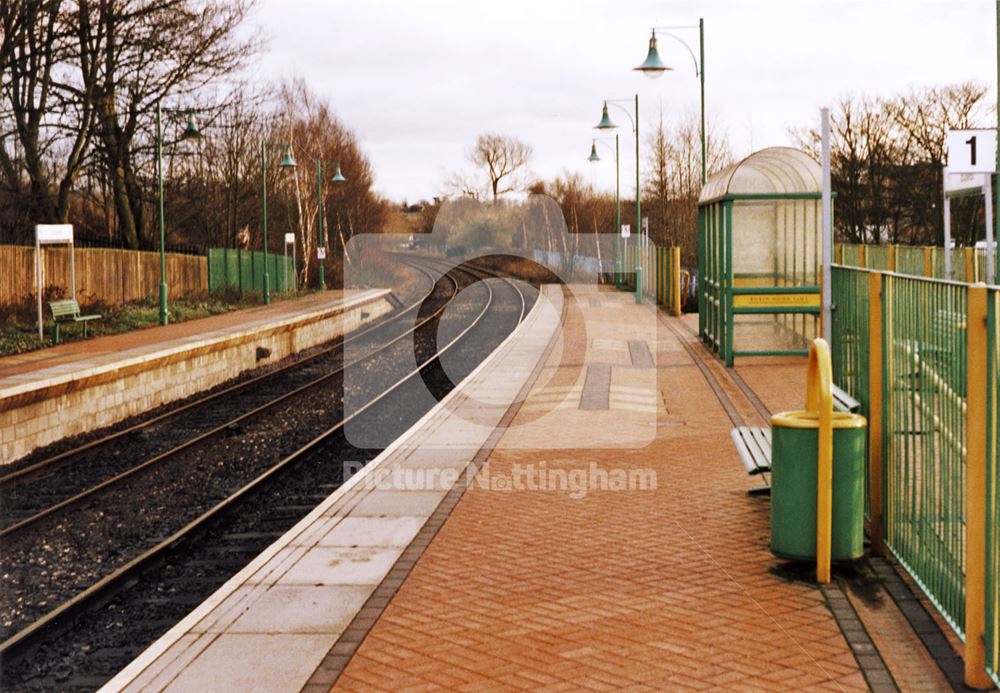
[671,247,682,316]
[835,243,843,265]
[966,247,976,283]
[867,273,885,555]
[807,339,834,584]
[923,246,933,278]
[889,244,897,273]
[965,285,991,689]
[859,244,867,268]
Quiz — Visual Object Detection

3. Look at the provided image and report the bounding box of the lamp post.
[156,103,201,325]
[634,18,707,185]
[315,160,347,290]
[596,96,641,296]
[260,140,297,304]
[587,135,621,285]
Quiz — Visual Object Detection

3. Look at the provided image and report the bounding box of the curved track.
[0,256,533,691]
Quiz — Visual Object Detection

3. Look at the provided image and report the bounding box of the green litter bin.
[769,410,867,561]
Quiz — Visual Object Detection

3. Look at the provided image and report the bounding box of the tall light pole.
[315,160,347,290]
[596,96,641,294]
[587,135,621,285]
[156,103,201,325]
[260,140,297,304]
[634,18,707,185]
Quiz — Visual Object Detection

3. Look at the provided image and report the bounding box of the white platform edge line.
[0,290,391,400]
[99,284,562,693]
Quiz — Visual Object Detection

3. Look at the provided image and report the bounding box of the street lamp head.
[330,162,347,183]
[634,29,671,78]
[595,102,617,130]
[180,109,201,141]
[587,141,601,162]
[279,144,297,168]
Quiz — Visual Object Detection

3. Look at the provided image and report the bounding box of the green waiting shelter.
[698,147,826,366]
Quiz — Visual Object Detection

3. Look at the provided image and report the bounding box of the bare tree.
[470,133,532,201]
[643,110,733,262]
[80,0,259,248]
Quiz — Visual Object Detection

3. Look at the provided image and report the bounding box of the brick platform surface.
[332,288,871,692]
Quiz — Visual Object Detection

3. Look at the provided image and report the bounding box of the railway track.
[0,260,447,523]
[0,257,533,692]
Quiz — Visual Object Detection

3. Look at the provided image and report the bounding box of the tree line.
[1,0,386,287]
[442,81,990,268]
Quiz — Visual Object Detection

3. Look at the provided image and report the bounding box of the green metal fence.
[866,245,891,271]
[619,242,679,310]
[987,288,1000,687]
[831,266,871,515]
[207,248,296,294]
[883,274,969,636]
[896,247,925,277]
[841,243,862,267]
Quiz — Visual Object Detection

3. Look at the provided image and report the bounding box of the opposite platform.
[0,289,395,464]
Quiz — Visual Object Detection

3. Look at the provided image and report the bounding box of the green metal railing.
[837,243,998,284]
[831,266,871,514]
[987,288,1000,686]
[207,248,296,294]
[841,243,862,267]
[866,245,891,271]
[896,247,925,277]
[618,242,680,311]
[883,274,969,635]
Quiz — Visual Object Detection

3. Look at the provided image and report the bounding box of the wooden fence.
[0,245,207,307]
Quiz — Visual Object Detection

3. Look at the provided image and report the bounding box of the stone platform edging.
[0,290,394,464]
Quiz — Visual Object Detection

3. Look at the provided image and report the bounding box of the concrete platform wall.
[0,291,395,464]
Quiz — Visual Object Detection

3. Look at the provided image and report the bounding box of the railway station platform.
[0,289,395,464]
[103,284,957,692]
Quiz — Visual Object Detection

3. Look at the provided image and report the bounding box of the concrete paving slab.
[277,546,404,586]
[317,517,424,547]
[338,490,447,517]
[227,584,375,634]
[160,633,332,693]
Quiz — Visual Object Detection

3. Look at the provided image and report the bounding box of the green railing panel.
[867,245,891,271]
[207,248,295,294]
[841,244,862,267]
[986,288,1000,686]
[831,266,871,516]
[883,274,969,636]
[896,247,925,277]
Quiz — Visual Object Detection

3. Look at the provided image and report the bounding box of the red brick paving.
[332,293,870,692]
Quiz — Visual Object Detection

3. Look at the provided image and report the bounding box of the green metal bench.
[48,299,102,343]
[731,384,860,497]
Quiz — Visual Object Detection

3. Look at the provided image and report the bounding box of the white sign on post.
[316,247,326,259]
[36,224,74,243]
[620,224,631,239]
[284,233,294,244]
[946,129,997,173]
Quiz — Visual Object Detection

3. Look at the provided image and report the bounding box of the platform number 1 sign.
[947,129,997,174]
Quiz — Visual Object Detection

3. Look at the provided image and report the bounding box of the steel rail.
[0,261,529,663]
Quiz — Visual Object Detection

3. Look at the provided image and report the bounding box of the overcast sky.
[251,0,997,203]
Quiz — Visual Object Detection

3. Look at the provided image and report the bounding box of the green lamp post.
[315,160,347,290]
[634,18,707,185]
[156,104,201,325]
[596,96,641,298]
[260,140,297,304]
[586,135,621,286]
